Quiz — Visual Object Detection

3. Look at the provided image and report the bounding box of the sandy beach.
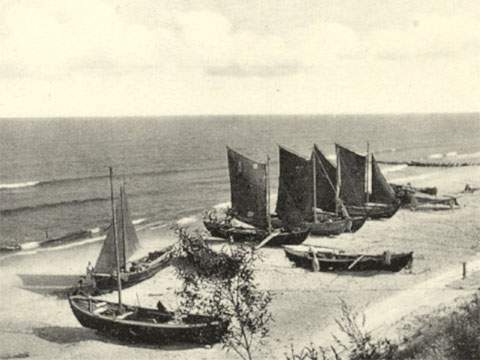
[1,165,479,360]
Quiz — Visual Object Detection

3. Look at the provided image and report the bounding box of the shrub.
[172,226,273,360]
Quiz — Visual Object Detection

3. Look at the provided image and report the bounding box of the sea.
[1,113,479,255]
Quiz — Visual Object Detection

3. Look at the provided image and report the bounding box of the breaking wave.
[0,197,109,216]
[0,181,40,190]
[382,164,409,174]
[176,215,198,226]
[0,165,226,192]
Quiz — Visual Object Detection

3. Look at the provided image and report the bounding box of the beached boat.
[89,170,172,293]
[283,245,413,272]
[390,183,438,197]
[203,147,310,247]
[69,295,227,345]
[336,144,400,219]
[389,183,459,210]
[70,168,227,345]
[276,145,365,235]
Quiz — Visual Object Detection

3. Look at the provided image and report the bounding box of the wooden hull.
[69,295,227,345]
[346,202,400,219]
[307,216,366,236]
[284,245,413,272]
[390,183,438,197]
[203,221,310,247]
[93,247,172,293]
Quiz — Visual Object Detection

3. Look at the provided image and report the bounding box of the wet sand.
[1,166,479,359]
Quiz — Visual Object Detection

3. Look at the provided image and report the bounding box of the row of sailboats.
[204,143,400,245]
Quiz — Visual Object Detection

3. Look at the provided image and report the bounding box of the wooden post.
[109,167,123,310]
[462,262,467,279]
[312,149,318,223]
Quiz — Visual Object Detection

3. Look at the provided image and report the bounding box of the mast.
[120,183,127,270]
[109,167,123,309]
[365,142,370,203]
[266,155,272,233]
[312,150,318,223]
[335,146,341,215]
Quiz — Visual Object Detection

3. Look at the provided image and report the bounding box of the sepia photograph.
[1,1,480,359]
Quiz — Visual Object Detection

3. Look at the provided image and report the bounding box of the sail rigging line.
[109,167,123,310]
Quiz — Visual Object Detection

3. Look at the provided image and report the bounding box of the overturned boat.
[203,147,310,247]
[284,245,413,272]
[390,183,459,210]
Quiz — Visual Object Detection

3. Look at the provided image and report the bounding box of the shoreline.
[0,165,479,359]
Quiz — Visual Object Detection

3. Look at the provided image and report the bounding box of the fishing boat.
[89,169,172,293]
[203,147,310,247]
[276,145,366,236]
[390,183,438,197]
[336,144,401,219]
[69,296,227,345]
[283,245,413,272]
[390,183,459,210]
[70,168,227,345]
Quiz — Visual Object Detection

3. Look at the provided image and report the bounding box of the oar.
[254,230,281,250]
[347,255,365,270]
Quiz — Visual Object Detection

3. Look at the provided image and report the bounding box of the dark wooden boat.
[276,145,366,236]
[307,215,366,236]
[69,295,227,345]
[204,148,310,247]
[389,183,458,210]
[89,172,172,293]
[203,220,310,246]
[336,144,400,220]
[390,183,438,197]
[345,202,401,219]
[284,245,413,272]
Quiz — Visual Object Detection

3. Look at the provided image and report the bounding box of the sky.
[0,0,480,117]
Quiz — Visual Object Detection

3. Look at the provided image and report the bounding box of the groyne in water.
[378,160,480,167]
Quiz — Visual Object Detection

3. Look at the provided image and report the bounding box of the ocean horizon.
[1,113,479,249]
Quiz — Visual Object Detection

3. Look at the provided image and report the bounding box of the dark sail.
[370,155,396,203]
[336,144,366,206]
[227,147,268,229]
[276,146,313,220]
[313,145,337,212]
[95,187,140,274]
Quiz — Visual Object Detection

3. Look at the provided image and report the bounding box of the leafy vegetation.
[172,226,273,360]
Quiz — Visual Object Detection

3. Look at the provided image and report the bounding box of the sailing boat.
[336,144,400,219]
[89,172,172,293]
[276,145,366,236]
[204,147,310,247]
[69,168,227,345]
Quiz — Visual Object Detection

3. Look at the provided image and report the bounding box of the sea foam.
[0,181,40,190]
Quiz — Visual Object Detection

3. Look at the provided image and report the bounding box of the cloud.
[368,14,480,60]
[0,0,177,78]
[206,63,301,77]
